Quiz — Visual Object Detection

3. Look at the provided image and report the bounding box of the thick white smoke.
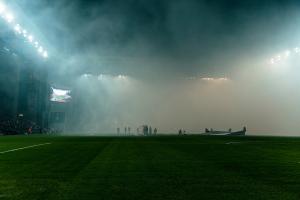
[9,0,300,136]
[62,59,299,136]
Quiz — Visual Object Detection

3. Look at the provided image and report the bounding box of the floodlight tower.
[0,1,51,133]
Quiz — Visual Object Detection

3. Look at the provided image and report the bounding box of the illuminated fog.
[5,0,300,135]
[63,61,300,136]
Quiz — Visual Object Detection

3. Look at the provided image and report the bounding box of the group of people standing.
[117,125,158,136]
[178,129,187,135]
[140,125,157,136]
[124,127,131,135]
[117,127,132,136]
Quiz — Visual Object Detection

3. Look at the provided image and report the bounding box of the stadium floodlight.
[284,50,290,58]
[0,1,50,59]
[4,12,14,23]
[268,46,300,64]
[40,48,49,58]
[14,24,21,33]
[201,77,229,82]
[118,75,127,79]
[38,46,43,53]
[28,35,34,43]
[218,78,229,81]
[22,29,28,38]
[202,78,214,81]
[276,55,281,62]
[42,51,48,58]
[0,2,5,14]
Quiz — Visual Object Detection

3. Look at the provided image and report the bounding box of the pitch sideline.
[0,143,51,154]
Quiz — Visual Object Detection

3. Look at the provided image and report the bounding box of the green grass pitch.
[0,135,300,200]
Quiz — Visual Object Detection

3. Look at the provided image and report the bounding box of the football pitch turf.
[0,135,300,200]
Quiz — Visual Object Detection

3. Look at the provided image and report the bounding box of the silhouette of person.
[149,126,152,135]
[128,127,131,135]
[125,127,127,135]
[28,127,32,135]
[154,128,157,135]
[145,126,149,136]
[179,129,182,135]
